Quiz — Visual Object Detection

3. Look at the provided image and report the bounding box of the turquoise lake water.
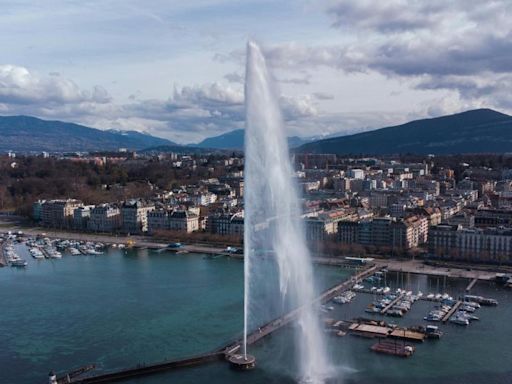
[1,245,511,384]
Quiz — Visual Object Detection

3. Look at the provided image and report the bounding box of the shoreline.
[0,224,505,281]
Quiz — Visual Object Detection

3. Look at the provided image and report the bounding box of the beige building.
[41,199,83,228]
[391,215,429,249]
[147,209,199,233]
[121,200,154,234]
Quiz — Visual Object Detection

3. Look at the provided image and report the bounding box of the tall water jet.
[243,41,330,383]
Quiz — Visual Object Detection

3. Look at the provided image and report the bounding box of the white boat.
[11,258,27,267]
[460,304,476,313]
[69,248,81,256]
[30,248,44,259]
[46,248,62,259]
[87,249,104,255]
[450,315,469,326]
[463,301,480,308]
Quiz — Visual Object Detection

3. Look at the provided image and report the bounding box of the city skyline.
[1,0,511,144]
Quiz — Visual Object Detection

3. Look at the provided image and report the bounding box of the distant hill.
[297,109,512,155]
[195,129,311,149]
[140,144,232,154]
[0,115,176,152]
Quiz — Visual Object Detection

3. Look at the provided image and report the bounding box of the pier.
[56,264,378,383]
[466,278,478,292]
[67,353,225,384]
[442,301,462,322]
[0,242,7,267]
[380,294,405,315]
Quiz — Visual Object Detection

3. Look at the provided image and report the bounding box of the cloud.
[211,1,512,112]
[0,65,332,143]
[224,72,244,84]
[313,92,334,100]
[0,65,111,105]
[326,0,438,33]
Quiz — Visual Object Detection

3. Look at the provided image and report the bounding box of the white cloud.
[0,65,111,105]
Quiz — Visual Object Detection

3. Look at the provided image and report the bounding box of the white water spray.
[243,41,330,383]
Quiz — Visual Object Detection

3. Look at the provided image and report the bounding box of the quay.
[55,264,378,383]
[373,259,497,281]
[442,301,462,322]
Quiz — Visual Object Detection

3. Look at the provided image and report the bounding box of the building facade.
[429,224,512,263]
[41,199,83,228]
[87,204,121,232]
[121,200,155,234]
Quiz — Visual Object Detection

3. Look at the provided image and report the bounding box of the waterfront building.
[304,210,355,241]
[147,209,200,233]
[87,204,121,232]
[169,210,200,232]
[41,199,83,228]
[121,200,155,234]
[147,209,171,233]
[32,200,45,221]
[429,224,512,263]
[73,205,95,230]
[206,212,244,238]
[338,216,427,250]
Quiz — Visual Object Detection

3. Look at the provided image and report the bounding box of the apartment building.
[206,212,244,238]
[121,200,155,234]
[40,199,83,228]
[147,209,200,233]
[429,224,512,263]
[87,204,121,232]
[338,216,428,250]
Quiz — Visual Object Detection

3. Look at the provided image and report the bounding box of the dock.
[348,323,390,338]
[380,294,404,315]
[56,264,379,383]
[0,242,6,267]
[389,328,425,342]
[442,301,462,322]
[68,353,224,384]
[466,278,478,292]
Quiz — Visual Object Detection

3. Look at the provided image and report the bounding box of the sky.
[0,0,511,144]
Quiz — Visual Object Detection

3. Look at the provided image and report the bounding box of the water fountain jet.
[243,41,331,383]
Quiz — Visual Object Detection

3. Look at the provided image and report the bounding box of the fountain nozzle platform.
[227,354,256,370]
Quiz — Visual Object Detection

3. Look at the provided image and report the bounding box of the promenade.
[1,224,503,281]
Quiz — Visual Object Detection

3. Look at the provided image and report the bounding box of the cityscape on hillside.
[1,2,512,384]
[4,151,512,265]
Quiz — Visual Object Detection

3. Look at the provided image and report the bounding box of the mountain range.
[297,108,512,155]
[1,109,512,154]
[194,129,313,149]
[0,115,175,152]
